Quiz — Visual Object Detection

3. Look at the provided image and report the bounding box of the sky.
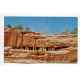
[4,16,77,34]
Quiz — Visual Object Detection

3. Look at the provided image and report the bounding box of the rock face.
[4,28,77,50]
[4,28,45,48]
[5,28,26,48]
[4,28,77,63]
[5,28,18,47]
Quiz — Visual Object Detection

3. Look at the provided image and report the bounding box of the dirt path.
[4,58,47,64]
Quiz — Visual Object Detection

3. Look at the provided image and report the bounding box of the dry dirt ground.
[5,58,48,64]
[4,47,77,64]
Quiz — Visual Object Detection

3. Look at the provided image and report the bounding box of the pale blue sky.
[4,16,77,34]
